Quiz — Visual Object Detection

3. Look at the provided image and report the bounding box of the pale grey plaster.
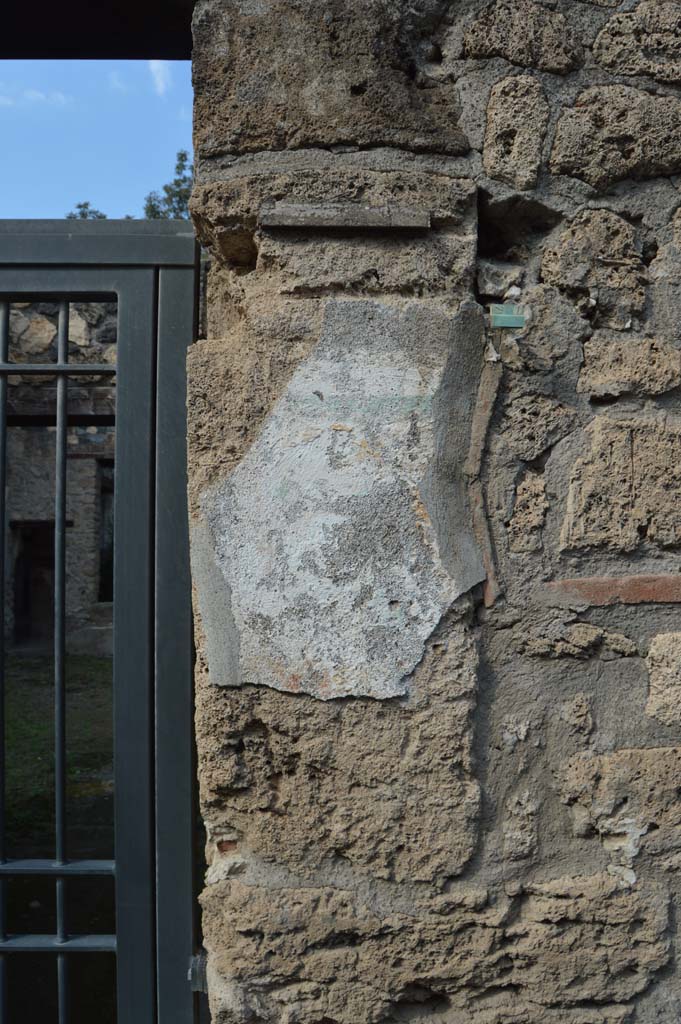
[195,298,486,700]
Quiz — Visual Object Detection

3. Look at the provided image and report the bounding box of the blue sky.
[0,60,193,219]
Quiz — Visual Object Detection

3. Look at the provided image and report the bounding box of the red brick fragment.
[543,575,681,607]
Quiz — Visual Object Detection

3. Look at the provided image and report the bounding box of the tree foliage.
[143,150,193,220]
[66,150,193,221]
[66,201,107,220]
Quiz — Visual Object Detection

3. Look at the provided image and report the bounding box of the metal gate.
[0,221,199,1023]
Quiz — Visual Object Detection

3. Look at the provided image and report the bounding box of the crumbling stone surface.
[645,633,681,728]
[500,393,576,462]
[594,2,681,84]
[578,334,681,398]
[562,748,681,868]
[202,871,669,1024]
[196,612,480,885]
[519,620,637,660]
[541,211,646,330]
[190,168,476,268]
[192,0,470,158]
[508,471,547,553]
[550,86,681,190]
[483,76,549,191]
[561,416,681,552]
[463,0,583,74]
[188,2,681,1020]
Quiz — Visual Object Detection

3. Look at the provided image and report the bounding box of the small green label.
[490,303,526,329]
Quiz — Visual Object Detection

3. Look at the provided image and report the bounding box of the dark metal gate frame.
[0,220,199,1023]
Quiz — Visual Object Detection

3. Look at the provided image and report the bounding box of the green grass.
[6,652,113,857]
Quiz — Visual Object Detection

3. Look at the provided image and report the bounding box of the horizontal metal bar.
[0,860,115,877]
[0,935,116,953]
[0,220,196,267]
[7,415,116,427]
[0,364,116,376]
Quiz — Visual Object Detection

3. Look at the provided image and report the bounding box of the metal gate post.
[0,221,198,1024]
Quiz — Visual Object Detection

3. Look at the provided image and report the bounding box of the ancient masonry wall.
[187,2,681,1021]
[7,303,116,651]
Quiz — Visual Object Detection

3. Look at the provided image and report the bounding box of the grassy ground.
[6,651,113,858]
[5,653,116,1023]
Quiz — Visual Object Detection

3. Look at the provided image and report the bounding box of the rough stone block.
[476,259,524,299]
[497,284,590,373]
[191,169,476,266]
[578,334,681,398]
[483,75,549,191]
[508,471,547,553]
[562,747,681,867]
[463,0,582,73]
[561,416,681,552]
[191,300,486,701]
[196,617,481,885]
[192,0,469,159]
[646,632,681,727]
[541,210,646,330]
[202,871,669,1024]
[500,393,576,462]
[594,2,681,83]
[551,86,681,190]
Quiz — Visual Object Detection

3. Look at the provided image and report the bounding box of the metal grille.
[0,221,199,1024]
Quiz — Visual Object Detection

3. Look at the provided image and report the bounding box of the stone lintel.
[259,202,431,231]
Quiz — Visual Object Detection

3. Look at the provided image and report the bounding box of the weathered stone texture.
[561,416,681,552]
[550,86,681,189]
[203,872,669,1024]
[563,748,681,868]
[541,211,646,330]
[578,334,681,398]
[483,76,549,191]
[189,2,681,1021]
[645,633,681,728]
[463,0,582,73]
[192,0,469,158]
[594,2,681,83]
[197,613,480,885]
[508,471,547,553]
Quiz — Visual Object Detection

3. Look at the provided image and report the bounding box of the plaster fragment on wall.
[193,299,486,700]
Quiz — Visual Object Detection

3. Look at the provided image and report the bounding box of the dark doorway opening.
[12,521,55,647]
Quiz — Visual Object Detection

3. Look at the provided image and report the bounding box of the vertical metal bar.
[155,263,198,1024]
[55,300,69,1022]
[114,269,158,1024]
[0,301,8,1024]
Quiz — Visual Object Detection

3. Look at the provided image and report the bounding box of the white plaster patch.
[194,300,486,699]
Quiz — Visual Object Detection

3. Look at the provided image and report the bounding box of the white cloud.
[0,96,14,107]
[149,60,172,97]
[22,89,71,106]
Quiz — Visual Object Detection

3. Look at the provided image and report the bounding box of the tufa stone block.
[464,0,582,74]
[646,632,681,728]
[594,2,681,84]
[578,334,681,398]
[551,85,681,190]
[483,75,549,191]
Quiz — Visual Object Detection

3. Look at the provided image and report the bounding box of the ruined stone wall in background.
[188,2,681,1020]
[7,303,116,652]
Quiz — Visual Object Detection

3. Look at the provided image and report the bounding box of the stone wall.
[188,2,681,1021]
[7,303,116,653]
